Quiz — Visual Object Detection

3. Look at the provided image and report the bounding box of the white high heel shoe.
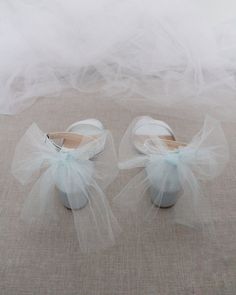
[47,119,106,210]
[116,115,228,226]
[132,116,185,208]
[12,119,120,252]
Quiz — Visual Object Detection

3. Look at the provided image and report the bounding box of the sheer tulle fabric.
[11,123,120,253]
[114,116,229,227]
[1,0,236,116]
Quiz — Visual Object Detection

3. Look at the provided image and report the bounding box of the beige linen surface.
[0,91,235,295]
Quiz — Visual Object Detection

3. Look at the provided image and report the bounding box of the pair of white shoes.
[12,116,228,252]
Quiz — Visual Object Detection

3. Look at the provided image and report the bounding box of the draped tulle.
[1,0,236,116]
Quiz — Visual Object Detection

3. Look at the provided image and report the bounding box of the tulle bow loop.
[12,124,95,190]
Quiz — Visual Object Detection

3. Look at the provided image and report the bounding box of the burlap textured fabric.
[0,91,235,294]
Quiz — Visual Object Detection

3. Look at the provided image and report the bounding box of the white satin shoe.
[47,119,106,210]
[12,119,120,252]
[132,116,184,208]
[116,115,228,227]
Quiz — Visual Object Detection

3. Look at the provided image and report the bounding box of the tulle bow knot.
[58,151,75,162]
[144,138,182,167]
[164,150,181,166]
[46,150,76,167]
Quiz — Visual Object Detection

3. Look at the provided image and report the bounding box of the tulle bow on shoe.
[115,116,229,227]
[12,123,120,253]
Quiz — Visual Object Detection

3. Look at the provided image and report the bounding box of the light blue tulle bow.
[116,116,229,226]
[11,123,120,253]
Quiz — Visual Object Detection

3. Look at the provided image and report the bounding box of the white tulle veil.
[11,123,121,253]
[1,0,236,118]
